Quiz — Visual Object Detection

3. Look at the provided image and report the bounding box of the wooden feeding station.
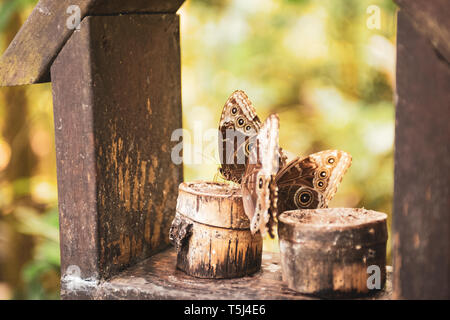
[0,0,448,300]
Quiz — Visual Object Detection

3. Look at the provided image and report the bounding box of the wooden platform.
[77,248,393,300]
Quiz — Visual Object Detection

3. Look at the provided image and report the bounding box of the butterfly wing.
[218,90,261,184]
[241,114,280,236]
[275,150,352,214]
[241,162,259,229]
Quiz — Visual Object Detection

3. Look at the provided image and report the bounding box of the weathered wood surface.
[86,248,392,300]
[176,182,250,229]
[170,182,262,278]
[278,208,388,298]
[393,11,450,300]
[172,213,263,279]
[52,14,182,299]
[0,0,185,86]
[395,0,450,63]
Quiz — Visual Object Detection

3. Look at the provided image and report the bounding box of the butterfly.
[241,114,352,237]
[274,149,352,215]
[218,90,286,184]
[218,90,262,184]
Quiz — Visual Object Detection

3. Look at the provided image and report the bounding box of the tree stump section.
[169,182,263,279]
[278,208,388,298]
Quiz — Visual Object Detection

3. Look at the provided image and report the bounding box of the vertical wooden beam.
[393,11,450,299]
[51,14,182,299]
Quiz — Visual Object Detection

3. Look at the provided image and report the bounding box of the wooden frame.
[0,0,448,299]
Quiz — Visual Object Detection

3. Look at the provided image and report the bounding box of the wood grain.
[176,182,250,229]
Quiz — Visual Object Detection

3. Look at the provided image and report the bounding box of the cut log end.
[170,181,262,279]
[278,208,388,298]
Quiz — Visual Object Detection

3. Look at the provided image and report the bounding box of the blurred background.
[0,0,396,299]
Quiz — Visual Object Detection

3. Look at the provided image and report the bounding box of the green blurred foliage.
[0,0,34,30]
[13,206,60,299]
[0,0,59,300]
[0,0,396,299]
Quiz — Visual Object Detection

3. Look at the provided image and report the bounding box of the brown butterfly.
[218,90,286,184]
[241,115,352,237]
[218,90,261,184]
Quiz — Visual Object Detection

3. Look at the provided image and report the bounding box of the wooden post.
[394,2,450,299]
[50,13,183,298]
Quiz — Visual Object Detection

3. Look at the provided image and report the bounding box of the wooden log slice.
[278,208,388,298]
[176,181,250,229]
[170,181,262,279]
